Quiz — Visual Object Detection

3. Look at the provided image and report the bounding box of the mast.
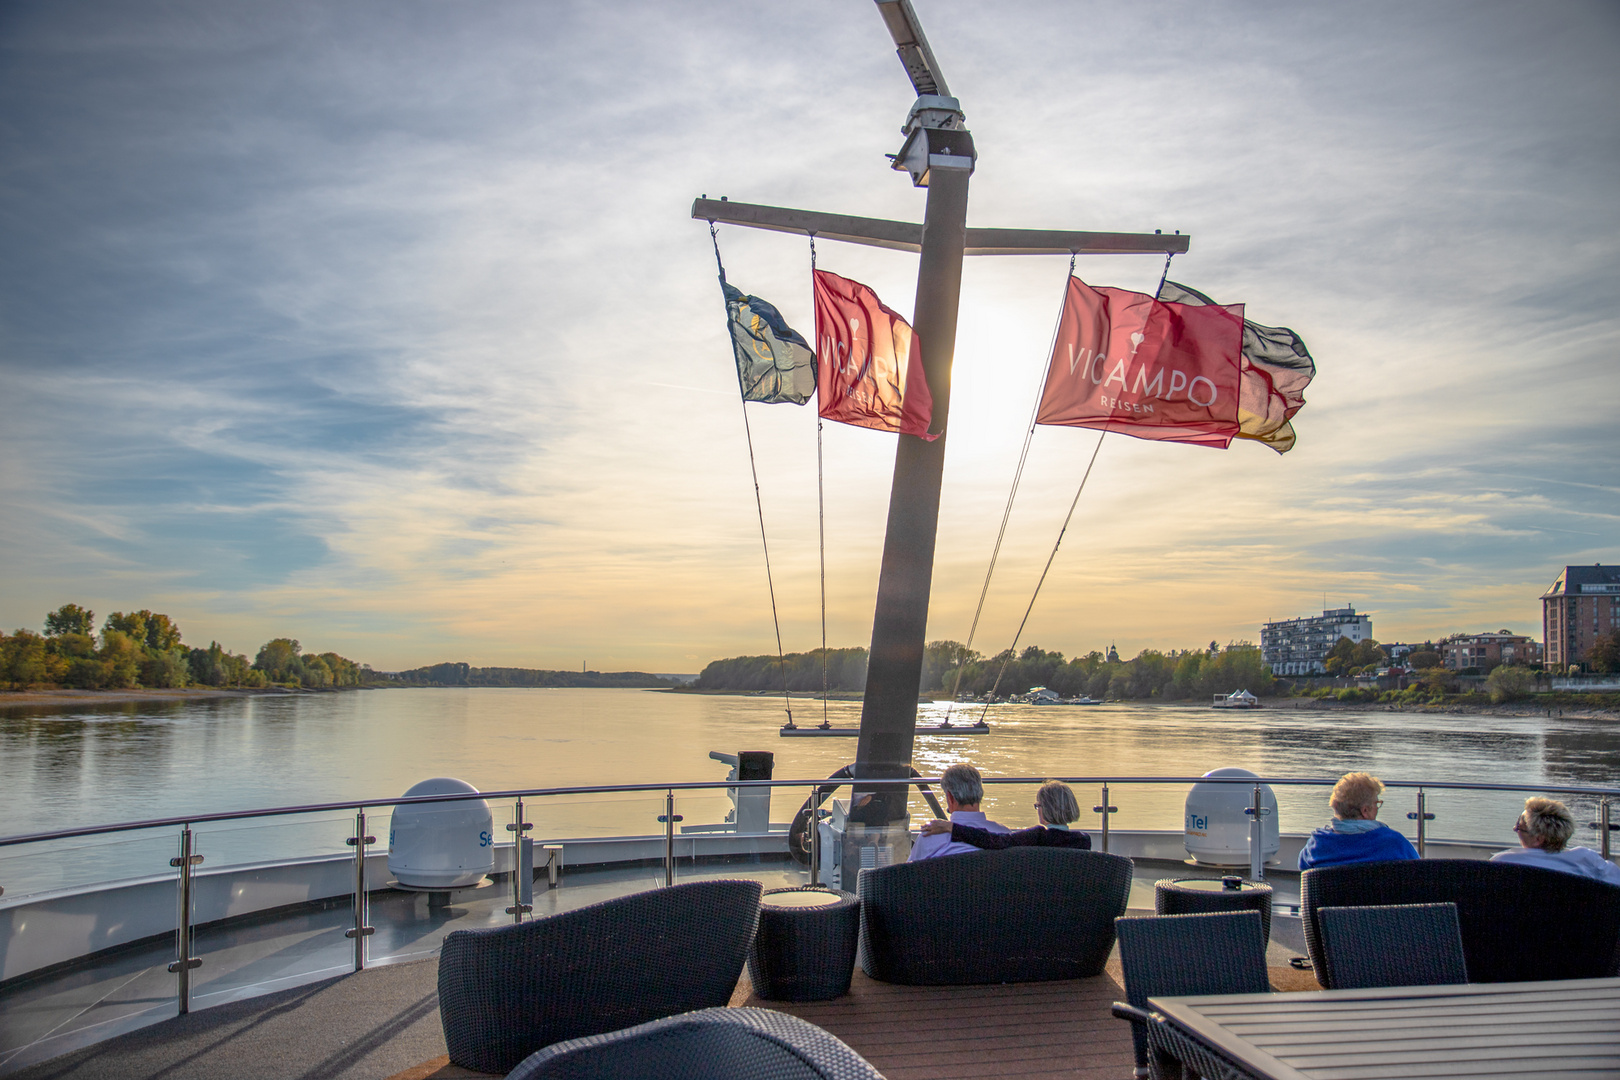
[852,1,971,832]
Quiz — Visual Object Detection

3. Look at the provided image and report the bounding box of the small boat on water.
[1212,689,1262,709]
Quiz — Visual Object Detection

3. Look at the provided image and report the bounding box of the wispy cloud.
[1,0,1615,669]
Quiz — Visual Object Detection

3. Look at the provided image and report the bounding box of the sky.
[2,1,1616,673]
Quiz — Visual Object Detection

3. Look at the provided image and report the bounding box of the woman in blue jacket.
[1298,772,1419,869]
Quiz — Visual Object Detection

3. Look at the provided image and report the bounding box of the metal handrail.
[4,773,1617,850]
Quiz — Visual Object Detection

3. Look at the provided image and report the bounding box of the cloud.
[1,0,1616,669]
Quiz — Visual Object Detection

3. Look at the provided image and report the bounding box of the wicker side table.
[1155,876,1274,944]
[747,886,861,1001]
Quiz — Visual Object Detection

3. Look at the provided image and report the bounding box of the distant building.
[1260,606,1373,676]
[1543,565,1620,670]
[1380,642,1429,666]
[1441,631,1542,672]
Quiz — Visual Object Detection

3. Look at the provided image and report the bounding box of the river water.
[2,689,1617,898]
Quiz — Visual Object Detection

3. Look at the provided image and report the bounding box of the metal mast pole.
[852,1,973,834]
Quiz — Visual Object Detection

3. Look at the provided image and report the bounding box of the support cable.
[711,222,793,727]
[975,250,1177,719]
[943,255,1076,719]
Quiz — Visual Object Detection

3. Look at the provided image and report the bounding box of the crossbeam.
[692,198,1189,256]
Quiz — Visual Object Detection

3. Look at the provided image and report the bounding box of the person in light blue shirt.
[909,762,1009,860]
[1298,772,1419,870]
[1491,797,1620,886]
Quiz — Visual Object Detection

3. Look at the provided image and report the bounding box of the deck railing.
[1,773,1615,1016]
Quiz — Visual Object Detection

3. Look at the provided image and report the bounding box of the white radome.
[387,777,494,889]
[1184,767,1280,866]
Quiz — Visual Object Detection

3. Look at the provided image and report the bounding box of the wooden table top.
[1150,976,1620,1080]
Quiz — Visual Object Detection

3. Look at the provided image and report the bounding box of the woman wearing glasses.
[1297,772,1419,870]
[1490,797,1620,884]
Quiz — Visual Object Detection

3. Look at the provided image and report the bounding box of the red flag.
[1036,276,1244,448]
[814,269,936,440]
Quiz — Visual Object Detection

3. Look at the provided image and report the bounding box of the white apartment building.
[1260,606,1373,676]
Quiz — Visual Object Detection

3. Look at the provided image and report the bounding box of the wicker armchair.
[1111,911,1271,1079]
[1317,902,1467,989]
[506,1006,886,1080]
[856,846,1132,985]
[437,879,762,1074]
[1301,859,1620,988]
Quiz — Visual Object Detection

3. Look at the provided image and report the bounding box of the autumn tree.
[45,604,95,637]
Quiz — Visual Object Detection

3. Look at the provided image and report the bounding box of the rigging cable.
[710,221,794,727]
[975,250,1177,719]
[943,254,1077,720]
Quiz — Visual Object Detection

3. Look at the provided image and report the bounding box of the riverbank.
[0,687,279,708]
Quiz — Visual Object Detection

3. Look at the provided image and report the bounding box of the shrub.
[1486,664,1534,703]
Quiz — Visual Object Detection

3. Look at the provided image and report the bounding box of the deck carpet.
[7,952,1317,1080]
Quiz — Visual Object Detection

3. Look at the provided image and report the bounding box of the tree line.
[693,640,1275,700]
[390,662,676,688]
[0,604,372,691]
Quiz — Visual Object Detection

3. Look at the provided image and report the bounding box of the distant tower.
[1107,643,1120,664]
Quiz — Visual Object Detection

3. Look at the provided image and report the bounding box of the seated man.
[908,762,1009,861]
[1298,771,1419,870]
[920,779,1092,850]
[1491,796,1620,885]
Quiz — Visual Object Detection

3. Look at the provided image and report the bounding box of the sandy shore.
[0,687,283,708]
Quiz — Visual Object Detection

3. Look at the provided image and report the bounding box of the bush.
[1486,664,1534,703]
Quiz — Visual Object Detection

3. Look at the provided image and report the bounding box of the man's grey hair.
[1521,796,1576,853]
[1036,781,1080,826]
[940,763,984,806]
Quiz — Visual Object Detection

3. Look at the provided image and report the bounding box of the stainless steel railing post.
[1407,788,1435,858]
[1602,797,1612,861]
[505,797,534,922]
[1249,784,1264,881]
[544,844,563,888]
[344,809,376,970]
[1093,783,1117,853]
[808,784,821,886]
[662,789,678,887]
[168,826,204,1013]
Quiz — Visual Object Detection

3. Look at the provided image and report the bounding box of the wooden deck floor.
[393,960,1320,1080]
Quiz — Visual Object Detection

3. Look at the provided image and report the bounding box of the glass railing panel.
[185,811,360,1012]
[0,824,189,1070]
[670,788,808,893]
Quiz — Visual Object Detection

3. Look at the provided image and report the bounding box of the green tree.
[1,630,51,688]
[1407,649,1442,670]
[1322,636,1358,676]
[1486,664,1534,703]
[141,649,191,688]
[254,638,302,683]
[103,611,149,644]
[1587,630,1620,675]
[45,604,95,638]
[99,631,143,688]
[922,640,976,693]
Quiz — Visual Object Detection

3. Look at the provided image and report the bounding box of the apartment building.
[1543,565,1620,669]
[1441,632,1543,672]
[1260,606,1373,676]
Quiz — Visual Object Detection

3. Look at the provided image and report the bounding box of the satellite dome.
[387,777,494,889]
[1184,767,1279,867]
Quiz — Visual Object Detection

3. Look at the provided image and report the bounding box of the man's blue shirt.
[1297,820,1419,870]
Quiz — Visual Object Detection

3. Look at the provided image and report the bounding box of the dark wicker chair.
[1317,902,1467,989]
[505,1006,886,1080]
[437,879,762,1074]
[856,846,1132,985]
[1300,859,1620,988]
[1111,911,1270,1080]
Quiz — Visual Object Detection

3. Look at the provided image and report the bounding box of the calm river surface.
[2,689,1617,897]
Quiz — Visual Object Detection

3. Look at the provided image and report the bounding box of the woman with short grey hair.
[1491,797,1620,884]
[920,780,1090,851]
